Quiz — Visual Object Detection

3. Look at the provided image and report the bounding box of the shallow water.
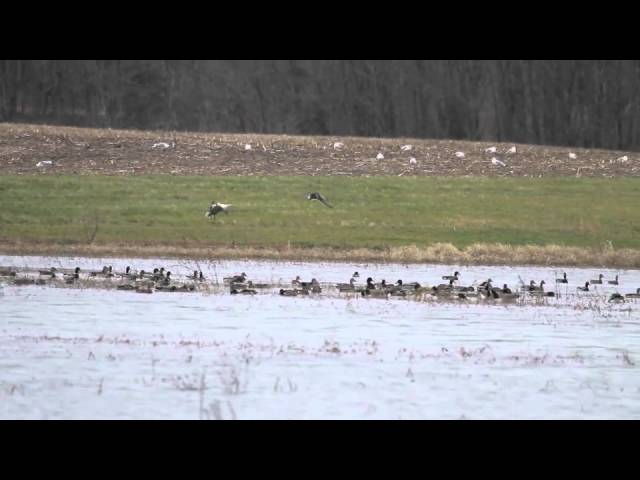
[1,254,639,419]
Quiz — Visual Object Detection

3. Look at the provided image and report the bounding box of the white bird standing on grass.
[333,142,344,150]
[244,143,252,151]
[568,152,577,159]
[401,145,412,151]
[506,146,517,154]
[617,155,629,163]
[455,151,465,158]
[206,200,233,222]
[491,157,506,167]
[485,146,497,153]
[376,153,384,160]
[409,157,417,165]
[152,142,171,149]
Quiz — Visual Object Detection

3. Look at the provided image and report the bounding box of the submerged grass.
[0,175,639,266]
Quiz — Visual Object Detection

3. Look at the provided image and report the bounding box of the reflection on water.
[1,254,640,419]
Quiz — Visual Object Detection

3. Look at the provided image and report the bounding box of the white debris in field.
[333,142,344,150]
[615,155,629,163]
[376,153,384,160]
[152,142,170,149]
[244,143,252,151]
[401,145,412,151]
[568,152,577,159]
[36,161,53,167]
[491,157,506,167]
[485,146,497,153]
[409,157,417,165]
[506,146,517,154]
[455,151,465,158]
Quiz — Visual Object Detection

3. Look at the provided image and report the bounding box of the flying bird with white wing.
[206,200,233,222]
[306,192,333,208]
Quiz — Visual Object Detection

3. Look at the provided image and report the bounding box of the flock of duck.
[2,265,639,303]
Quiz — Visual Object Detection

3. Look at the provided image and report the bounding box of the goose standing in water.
[491,286,519,301]
[608,293,625,303]
[361,288,389,299]
[528,280,546,292]
[280,288,299,297]
[206,200,232,222]
[442,271,460,281]
[149,268,164,281]
[158,272,172,286]
[625,288,640,299]
[300,278,320,289]
[186,270,202,280]
[225,272,247,283]
[305,192,333,208]
[231,287,257,295]
[117,266,132,279]
[336,278,356,291]
[64,267,80,284]
[360,277,385,297]
[529,280,555,297]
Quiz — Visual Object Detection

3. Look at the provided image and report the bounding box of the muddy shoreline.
[2,241,640,269]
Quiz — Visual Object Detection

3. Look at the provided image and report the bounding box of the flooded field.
[1,255,640,419]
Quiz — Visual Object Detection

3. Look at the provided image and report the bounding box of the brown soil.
[1,122,638,177]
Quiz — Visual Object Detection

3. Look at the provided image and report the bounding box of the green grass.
[1,175,639,250]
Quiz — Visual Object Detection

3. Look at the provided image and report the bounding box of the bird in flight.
[206,200,232,222]
[305,192,333,208]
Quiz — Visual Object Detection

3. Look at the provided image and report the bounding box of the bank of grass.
[1,175,639,266]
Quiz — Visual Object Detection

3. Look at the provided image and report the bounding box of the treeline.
[1,60,639,150]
